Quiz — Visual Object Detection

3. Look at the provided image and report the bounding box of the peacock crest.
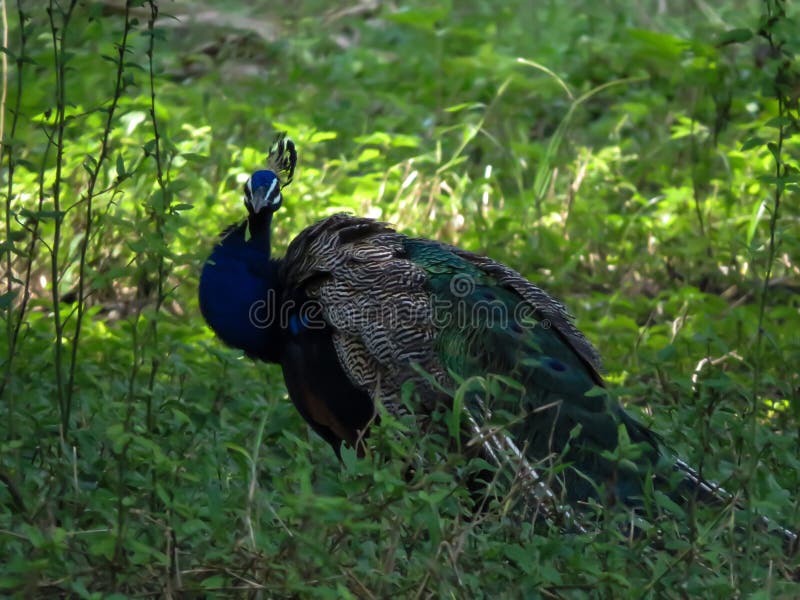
[266,132,297,190]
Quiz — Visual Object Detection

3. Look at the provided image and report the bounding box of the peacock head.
[244,169,283,214]
[243,133,297,215]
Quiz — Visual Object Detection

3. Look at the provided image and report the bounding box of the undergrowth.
[1,0,798,597]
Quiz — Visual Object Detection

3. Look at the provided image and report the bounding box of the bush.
[1,0,798,596]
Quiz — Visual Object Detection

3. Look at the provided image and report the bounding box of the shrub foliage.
[1,0,799,597]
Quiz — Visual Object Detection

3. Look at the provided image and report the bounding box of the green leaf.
[201,576,226,589]
[654,490,685,516]
[717,28,753,45]
[740,136,765,151]
[584,385,607,397]
[180,152,207,163]
[386,5,451,30]
[309,130,337,143]
[747,199,767,248]
[765,116,792,129]
[142,139,158,155]
[628,28,687,61]
[656,344,676,362]
[0,575,25,590]
[224,442,252,464]
[354,132,392,145]
[503,544,534,574]
[340,444,358,471]
[0,290,17,309]
[36,210,66,221]
[445,102,485,113]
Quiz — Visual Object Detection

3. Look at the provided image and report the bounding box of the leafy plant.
[1,0,798,596]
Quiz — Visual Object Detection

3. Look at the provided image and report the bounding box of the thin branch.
[0,0,27,407]
[144,0,167,435]
[65,0,134,416]
[47,0,79,441]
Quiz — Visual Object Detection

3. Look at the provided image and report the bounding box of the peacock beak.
[249,181,282,214]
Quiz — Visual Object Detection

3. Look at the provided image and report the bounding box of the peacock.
[199,136,797,544]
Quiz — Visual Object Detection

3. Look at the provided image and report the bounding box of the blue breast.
[199,224,280,362]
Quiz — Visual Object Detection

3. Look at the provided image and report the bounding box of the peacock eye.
[243,179,252,200]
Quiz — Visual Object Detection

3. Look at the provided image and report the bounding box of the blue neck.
[199,211,282,363]
[247,208,272,253]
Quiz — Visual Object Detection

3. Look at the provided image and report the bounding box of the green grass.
[1,0,799,596]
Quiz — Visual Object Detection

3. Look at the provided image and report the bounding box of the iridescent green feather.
[403,238,661,503]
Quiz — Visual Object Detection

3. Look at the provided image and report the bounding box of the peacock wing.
[284,215,605,415]
[282,214,448,416]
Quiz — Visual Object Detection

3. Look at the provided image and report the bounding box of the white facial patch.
[265,177,280,207]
